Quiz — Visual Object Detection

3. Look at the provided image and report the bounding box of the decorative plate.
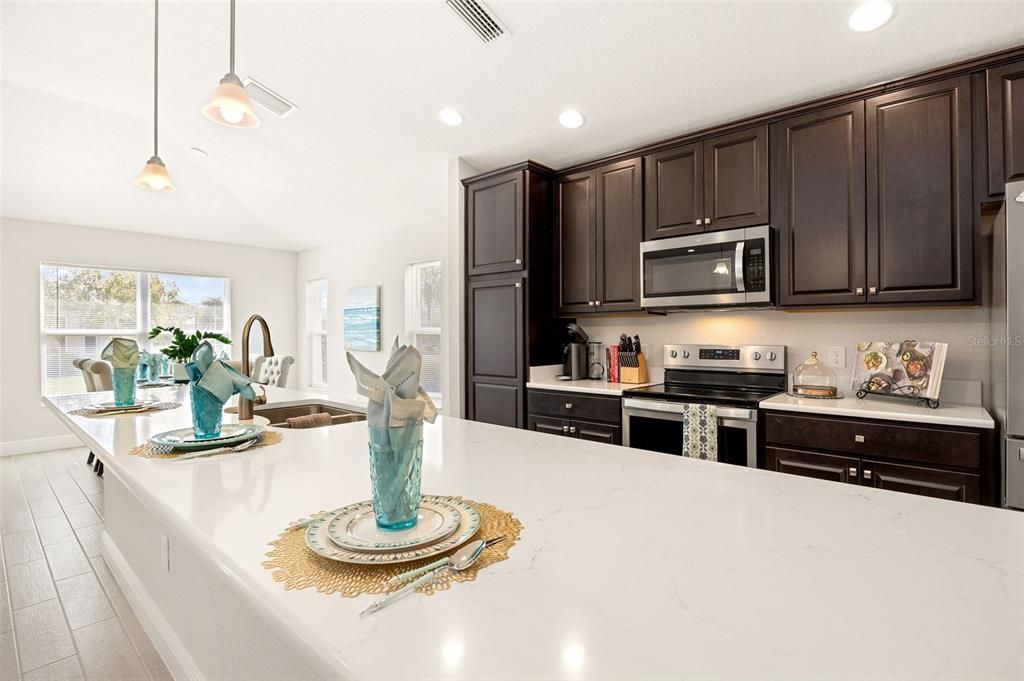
[150,424,265,451]
[91,398,159,412]
[305,496,480,565]
[326,498,461,553]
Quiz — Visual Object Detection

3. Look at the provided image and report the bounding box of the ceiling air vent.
[447,0,506,43]
[242,77,298,119]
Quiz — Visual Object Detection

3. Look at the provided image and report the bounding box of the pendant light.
[136,0,175,191]
[201,0,260,128]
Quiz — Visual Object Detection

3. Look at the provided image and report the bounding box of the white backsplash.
[576,306,991,404]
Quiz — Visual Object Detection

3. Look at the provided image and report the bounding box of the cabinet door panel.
[468,276,523,380]
[467,172,524,275]
[704,125,770,230]
[987,60,1024,195]
[765,446,859,484]
[472,383,522,429]
[861,460,979,503]
[575,420,621,445]
[866,76,974,302]
[557,171,596,313]
[527,414,570,437]
[595,158,643,312]
[644,143,704,239]
[773,102,867,306]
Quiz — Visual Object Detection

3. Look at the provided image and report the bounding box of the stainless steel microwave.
[640,225,773,309]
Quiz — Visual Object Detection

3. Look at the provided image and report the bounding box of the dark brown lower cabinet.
[861,460,980,503]
[765,447,859,484]
[472,383,522,429]
[527,389,622,445]
[762,411,996,506]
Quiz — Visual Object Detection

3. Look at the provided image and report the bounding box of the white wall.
[581,307,991,400]
[0,218,298,446]
[295,216,447,404]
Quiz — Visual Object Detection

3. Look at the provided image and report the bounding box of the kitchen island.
[46,385,1023,680]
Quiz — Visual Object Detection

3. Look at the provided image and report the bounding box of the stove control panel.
[664,344,786,373]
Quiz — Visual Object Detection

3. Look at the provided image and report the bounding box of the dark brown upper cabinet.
[704,125,771,231]
[466,170,524,276]
[643,142,703,239]
[772,102,867,306]
[557,158,642,314]
[643,126,768,240]
[986,59,1024,196]
[866,76,974,304]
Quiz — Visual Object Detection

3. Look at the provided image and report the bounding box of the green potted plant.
[148,326,232,382]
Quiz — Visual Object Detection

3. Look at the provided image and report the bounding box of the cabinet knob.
[695,218,703,226]
[854,434,865,443]
[848,466,858,477]
[856,287,864,295]
[588,301,595,306]
[869,286,877,295]
[514,258,522,265]
[565,402,573,409]
[595,300,602,306]
[569,426,577,434]
[514,282,522,288]
[863,469,873,480]
[562,425,570,433]
[705,217,712,224]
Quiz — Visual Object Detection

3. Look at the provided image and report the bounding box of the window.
[306,279,329,389]
[40,264,230,396]
[405,260,442,398]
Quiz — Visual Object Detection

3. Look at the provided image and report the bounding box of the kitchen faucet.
[239,314,274,420]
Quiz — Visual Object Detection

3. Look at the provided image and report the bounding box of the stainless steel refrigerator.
[991,181,1024,509]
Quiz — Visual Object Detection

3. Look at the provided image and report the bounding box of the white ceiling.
[2,1,1023,252]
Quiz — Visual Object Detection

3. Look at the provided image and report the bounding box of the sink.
[225,402,366,428]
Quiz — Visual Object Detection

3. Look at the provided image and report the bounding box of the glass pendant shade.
[135,156,175,192]
[202,73,260,128]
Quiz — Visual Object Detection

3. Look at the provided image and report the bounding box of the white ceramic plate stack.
[149,424,265,452]
[304,496,481,565]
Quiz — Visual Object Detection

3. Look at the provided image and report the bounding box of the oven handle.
[622,398,754,421]
[735,241,745,293]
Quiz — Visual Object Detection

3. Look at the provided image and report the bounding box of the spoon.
[360,537,504,616]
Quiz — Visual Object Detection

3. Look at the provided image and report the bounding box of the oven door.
[621,397,758,468]
[640,225,771,308]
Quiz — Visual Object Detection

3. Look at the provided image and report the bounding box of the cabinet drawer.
[764,412,982,470]
[528,389,621,424]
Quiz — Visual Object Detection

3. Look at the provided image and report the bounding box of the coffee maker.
[558,323,589,380]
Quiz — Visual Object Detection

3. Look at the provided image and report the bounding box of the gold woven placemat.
[129,430,283,460]
[68,401,182,417]
[262,499,522,598]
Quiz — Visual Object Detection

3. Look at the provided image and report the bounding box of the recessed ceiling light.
[190,147,208,158]
[559,110,585,129]
[438,108,464,127]
[848,1,894,32]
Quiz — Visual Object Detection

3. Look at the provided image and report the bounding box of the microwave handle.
[734,241,745,292]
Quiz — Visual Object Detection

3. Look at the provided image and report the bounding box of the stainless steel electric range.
[622,344,787,467]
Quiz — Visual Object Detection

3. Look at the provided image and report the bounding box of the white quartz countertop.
[45,386,1023,680]
[760,392,995,429]
[525,376,656,396]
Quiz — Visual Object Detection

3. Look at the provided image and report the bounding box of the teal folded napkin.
[101,338,140,369]
[186,341,257,403]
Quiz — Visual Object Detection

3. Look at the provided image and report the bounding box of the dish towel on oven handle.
[681,403,718,461]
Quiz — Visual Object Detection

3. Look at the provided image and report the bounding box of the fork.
[170,438,259,462]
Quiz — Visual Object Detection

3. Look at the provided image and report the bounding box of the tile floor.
[1,448,172,681]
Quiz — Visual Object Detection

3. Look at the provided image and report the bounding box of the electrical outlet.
[828,346,846,369]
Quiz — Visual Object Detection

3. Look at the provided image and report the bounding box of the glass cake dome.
[792,351,840,399]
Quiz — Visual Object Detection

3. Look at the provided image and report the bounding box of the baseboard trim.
[0,434,83,457]
[102,532,205,681]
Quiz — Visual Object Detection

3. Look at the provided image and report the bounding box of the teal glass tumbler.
[112,367,137,407]
[367,422,424,531]
[189,384,224,439]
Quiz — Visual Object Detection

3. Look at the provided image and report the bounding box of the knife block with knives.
[612,333,649,384]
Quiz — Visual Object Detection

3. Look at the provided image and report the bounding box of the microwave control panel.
[745,239,766,292]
